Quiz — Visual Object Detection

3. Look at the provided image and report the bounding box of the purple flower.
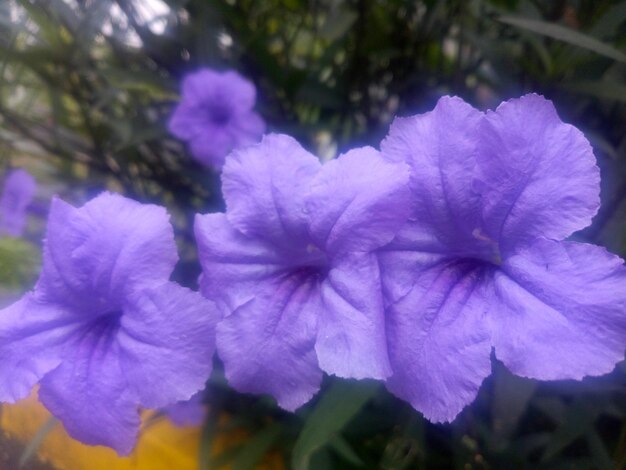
[378,94,626,422]
[165,392,206,427]
[195,134,410,410]
[0,169,36,237]
[168,68,266,168]
[0,192,219,454]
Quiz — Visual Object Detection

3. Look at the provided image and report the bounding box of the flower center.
[205,104,231,126]
[73,309,123,358]
[291,244,330,279]
[471,228,502,266]
[104,308,123,323]
[91,309,123,337]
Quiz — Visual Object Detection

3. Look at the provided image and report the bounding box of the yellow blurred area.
[1,393,283,470]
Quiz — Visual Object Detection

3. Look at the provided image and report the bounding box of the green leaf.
[113,123,164,151]
[499,16,626,62]
[329,435,363,467]
[562,80,626,103]
[75,0,114,46]
[0,237,40,288]
[15,0,67,50]
[198,410,220,470]
[102,67,175,95]
[320,10,358,41]
[19,416,58,467]
[585,430,613,470]
[231,423,282,470]
[589,2,626,40]
[522,32,553,75]
[491,365,536,442]
[291,379,378,470]
[295,81,343,110]
[541,398,602,461]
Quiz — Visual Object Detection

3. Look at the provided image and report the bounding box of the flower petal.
[380,96,486,257]
[195,213,294,313]
[38,337,139,455]
[220,71,257,112]
[492,239,626,380]
[222,134,321,246]
[316,253,391,379]
[166,392,206,427]
[230,111,266,143]
[476,94,599,250]
[216,273,323,411]
[378,248,452,306]
[0,294,81,402]
[167,103,209,140]
[118,282,218,409]
[306,147,410,254]
[384,259,492,423]
[182,69,256,112]
[0,169,36,237]
[37,193,177,311]
[188,127,234,167]
[181,69,222,102]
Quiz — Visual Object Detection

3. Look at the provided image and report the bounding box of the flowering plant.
[2,91,625,461]
[1,2,625,467]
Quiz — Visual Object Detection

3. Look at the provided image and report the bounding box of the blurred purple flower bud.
[169,68,265,168]
[0,169,36,237]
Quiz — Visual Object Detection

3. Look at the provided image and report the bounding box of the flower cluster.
[2,93,625,454]
[195,94,626,421]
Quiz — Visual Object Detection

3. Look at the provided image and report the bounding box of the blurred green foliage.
[0,0,625,468]
[0,237,39,290]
